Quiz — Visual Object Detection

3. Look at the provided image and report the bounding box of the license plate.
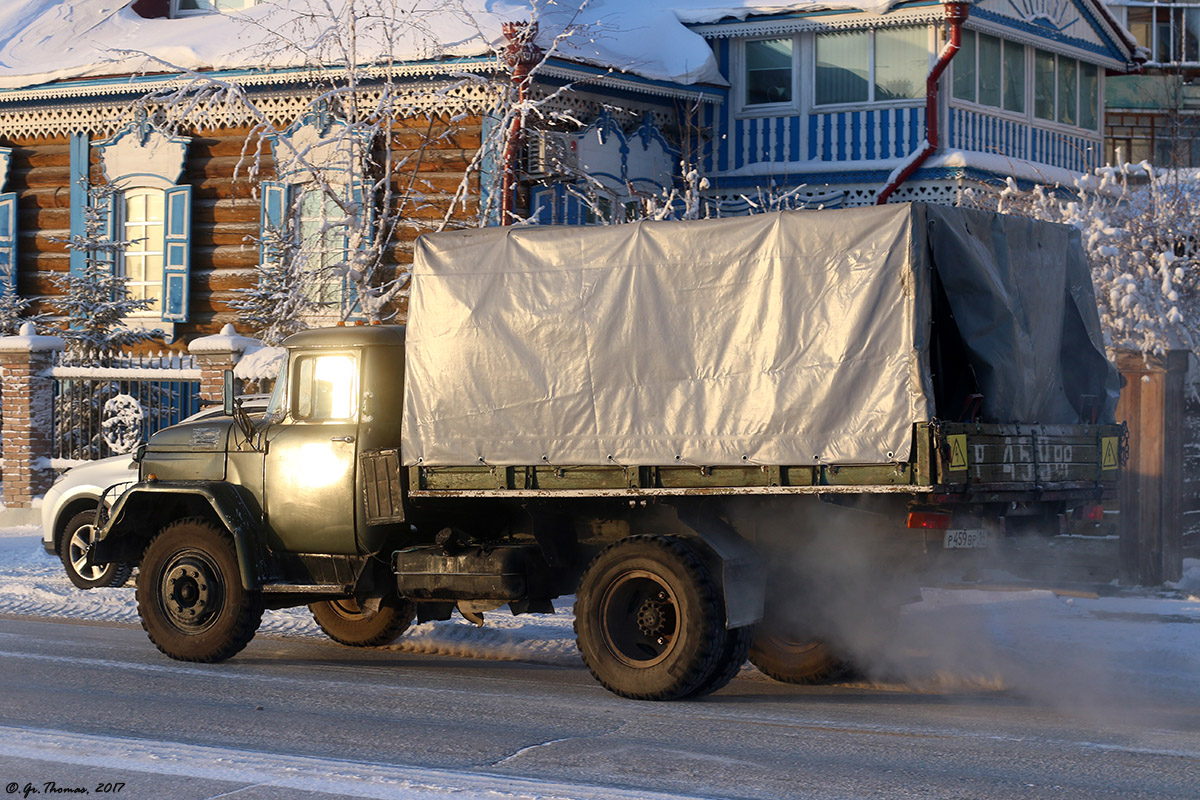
[944,529,988,549]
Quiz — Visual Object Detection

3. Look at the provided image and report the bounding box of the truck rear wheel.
[575,535,728,701]
[688,623,751,698]
[136,518,263,663]
[309,594,415,647]
[748,632,847,684]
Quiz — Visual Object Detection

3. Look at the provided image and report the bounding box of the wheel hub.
[69,525,102,580]
[600,572,679,668]
[636,594,668,639]
[160,552,222,632]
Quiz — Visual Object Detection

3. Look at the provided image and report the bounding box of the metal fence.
[49,349,203,466]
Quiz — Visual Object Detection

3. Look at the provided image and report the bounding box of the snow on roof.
[0,0,909,91]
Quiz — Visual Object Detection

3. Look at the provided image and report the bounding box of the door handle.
[330,435,356,443]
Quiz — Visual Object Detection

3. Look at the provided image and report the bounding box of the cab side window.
[293,354,358,421]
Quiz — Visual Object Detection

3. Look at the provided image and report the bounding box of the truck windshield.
[264,358,288,423]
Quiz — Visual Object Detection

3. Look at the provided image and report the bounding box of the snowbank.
[0,0,908,91]
[1168,557,1200,597]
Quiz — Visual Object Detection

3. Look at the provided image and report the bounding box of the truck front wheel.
[575,535,729,700]
[309,594,415,647]
[136,518,264,663]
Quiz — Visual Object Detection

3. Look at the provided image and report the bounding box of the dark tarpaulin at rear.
[918,204,1118,425]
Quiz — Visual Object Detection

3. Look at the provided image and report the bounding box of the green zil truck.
[90,203,1123,700]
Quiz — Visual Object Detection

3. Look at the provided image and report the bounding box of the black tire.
[575,535,728,701]
[136,518,263,663]
[59,509,132,590]
[748,631,849,685]
[688,623,752,698]
[309,594,416,647]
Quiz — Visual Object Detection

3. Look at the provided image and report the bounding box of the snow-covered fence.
[0,324,262,508]
[1184,393,1200,560]
[48,348,203,466]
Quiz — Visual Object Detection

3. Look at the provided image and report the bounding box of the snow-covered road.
[2,523,1196,695]
[1,523,1198,800]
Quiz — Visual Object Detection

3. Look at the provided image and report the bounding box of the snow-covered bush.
[100,394,147,455]
[228,224,320,346]
[978,164,1200,356]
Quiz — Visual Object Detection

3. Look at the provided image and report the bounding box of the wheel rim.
[67,524,105,581]
[758,632,826,658]
[326,598,369,621]
[598,569,680,668]
[159,549,224,633]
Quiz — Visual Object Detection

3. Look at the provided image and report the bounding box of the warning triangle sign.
[1101,437,1119,470]
[948,435,969,470]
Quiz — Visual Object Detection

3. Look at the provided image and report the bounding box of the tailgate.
[930,422,1124,492]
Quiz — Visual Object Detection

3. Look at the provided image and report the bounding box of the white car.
[42,397,270,589]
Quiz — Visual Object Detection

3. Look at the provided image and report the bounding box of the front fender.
[90,481,265,590]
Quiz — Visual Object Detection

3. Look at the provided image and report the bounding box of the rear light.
[907,511,952,530]
[1075,503,1104,522]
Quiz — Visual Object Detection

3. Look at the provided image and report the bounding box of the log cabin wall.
[9,135,70,315]
[0,94,484,350]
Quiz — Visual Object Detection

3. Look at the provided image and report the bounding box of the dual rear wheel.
[574,535,750,700]
[574,534,861,696]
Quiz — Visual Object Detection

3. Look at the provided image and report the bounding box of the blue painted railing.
[943,106,1101,173]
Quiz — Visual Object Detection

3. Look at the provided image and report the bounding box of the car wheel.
[59,509,132,590]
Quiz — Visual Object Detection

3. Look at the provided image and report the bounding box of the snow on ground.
[1,524,1197,703]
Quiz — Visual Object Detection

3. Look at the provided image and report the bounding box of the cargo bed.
[402,422,1124,500]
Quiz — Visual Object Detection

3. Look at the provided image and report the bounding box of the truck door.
[264,350,360,554]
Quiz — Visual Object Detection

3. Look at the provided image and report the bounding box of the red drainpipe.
[500,22,541,225]
[876,2,970,205]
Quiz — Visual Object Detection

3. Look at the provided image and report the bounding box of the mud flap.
[675,506,764,629]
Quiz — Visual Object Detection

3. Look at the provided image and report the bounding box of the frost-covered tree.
[227,222,321,346]
[125,0,501,335]
[0,291,48,336]
[447,7,679,229]
[52,181,158,354]
[49,181,164,459]
[980,164,1200,356]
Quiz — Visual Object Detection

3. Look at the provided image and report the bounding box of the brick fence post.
[0,322,65,508]
[188,323,261,405]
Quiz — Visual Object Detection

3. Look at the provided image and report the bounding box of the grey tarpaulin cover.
[401,203,1117,467]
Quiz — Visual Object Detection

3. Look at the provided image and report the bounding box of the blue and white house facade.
[680,0,1140,207]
